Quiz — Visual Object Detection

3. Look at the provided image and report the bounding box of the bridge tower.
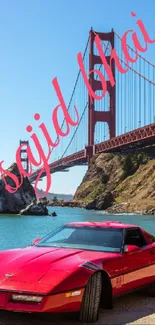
[19,140,29,173]
[86,28,116,161]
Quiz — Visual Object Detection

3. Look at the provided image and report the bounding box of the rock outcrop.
[0,163,36,214]
[72,149,155,213]
[48,199,64,207]
[49,211,57,217]
[20,199,48,216]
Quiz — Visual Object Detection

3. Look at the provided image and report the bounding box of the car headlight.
[12,294,42,303]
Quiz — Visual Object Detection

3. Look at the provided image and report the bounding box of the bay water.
[0,207,155,251]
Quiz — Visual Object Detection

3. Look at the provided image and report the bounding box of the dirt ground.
[0,292,155,325]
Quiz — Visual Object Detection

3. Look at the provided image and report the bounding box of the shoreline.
[0,202,154,216]
[47,201,155,215]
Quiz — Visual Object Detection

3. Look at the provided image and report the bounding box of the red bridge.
[20,28,155,183]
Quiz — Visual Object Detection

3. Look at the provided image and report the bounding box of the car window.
[146,232,155,243]
[124,228,147,248]
[36,226,123,253]
[44,227,75,242]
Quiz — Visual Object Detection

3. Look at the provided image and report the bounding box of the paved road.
[0,292,155,325]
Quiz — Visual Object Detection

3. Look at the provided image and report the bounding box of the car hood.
[0,246,117,293]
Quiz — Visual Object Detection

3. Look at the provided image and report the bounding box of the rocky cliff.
[0,163,36,214]
[73,150,155,214]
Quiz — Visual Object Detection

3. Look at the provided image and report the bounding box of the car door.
[120,227,153,292]
[143,231,155,283]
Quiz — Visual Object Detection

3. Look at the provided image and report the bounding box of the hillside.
[37,189,73,201]
[73,149,155,214]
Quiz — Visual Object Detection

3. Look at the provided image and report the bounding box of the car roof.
[66,221,140,229]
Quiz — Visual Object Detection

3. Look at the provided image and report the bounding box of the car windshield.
[35,226,123,253]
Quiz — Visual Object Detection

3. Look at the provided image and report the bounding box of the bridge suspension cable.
[29,28,155,182]
[61,36,110,159]
[32,34,90,173]
[48,29,155,161]
[113,31,155,135]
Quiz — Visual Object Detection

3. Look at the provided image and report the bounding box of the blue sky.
[0,0,155,195]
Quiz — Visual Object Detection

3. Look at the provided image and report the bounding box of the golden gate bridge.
[19,28,155,183]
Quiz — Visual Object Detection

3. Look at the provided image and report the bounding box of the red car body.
[0,221,155,321]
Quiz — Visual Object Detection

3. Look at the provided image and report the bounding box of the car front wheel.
[79,271,102,322]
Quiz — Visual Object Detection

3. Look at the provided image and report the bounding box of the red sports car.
[0,220,155,322]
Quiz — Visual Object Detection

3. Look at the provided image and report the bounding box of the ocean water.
[0,207,155,251]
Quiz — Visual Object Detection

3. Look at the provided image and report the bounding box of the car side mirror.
[32,238,41,245]
[124,244,140,253]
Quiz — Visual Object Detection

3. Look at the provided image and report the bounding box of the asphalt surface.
[0,292,155,325]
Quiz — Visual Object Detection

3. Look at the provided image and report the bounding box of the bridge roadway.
[29,122,155,183]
